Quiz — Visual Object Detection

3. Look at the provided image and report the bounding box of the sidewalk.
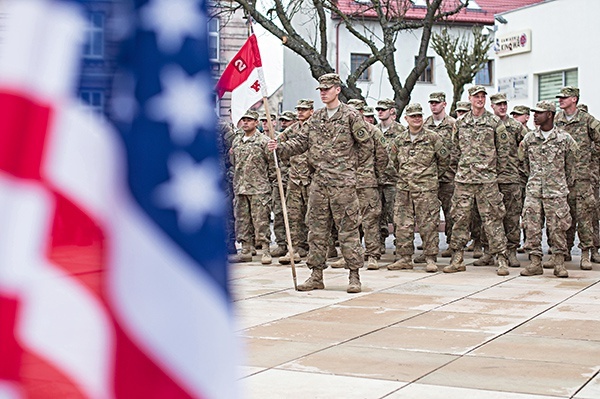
[231,246,600,399]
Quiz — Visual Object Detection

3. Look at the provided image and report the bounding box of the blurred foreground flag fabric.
[215,34,266,125]
[0,1,239,398]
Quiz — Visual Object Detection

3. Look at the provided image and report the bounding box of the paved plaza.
[232,243,600,399]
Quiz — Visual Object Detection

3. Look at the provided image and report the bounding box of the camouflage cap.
[468,85,487,96]
[578,103,588,113]
[405,103,423,116]
[510,105,530,115]
[456,101,471,112]
[347,99,366,110]
[375,98,396,110]
[531,100,556,113]
[490,92,508,104]
[363,106,375,117]
[278,110,297,121]
[428,92,446,102]
[242,110,260,120]
[295,99,314,109]
[316,73,342,90]
[259,113,275,121]
[556,86,580,98]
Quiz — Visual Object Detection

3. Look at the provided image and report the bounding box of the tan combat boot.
[297,269,325,291]
[366,256,379,270]
[330,257,346,268]
[473,253,494,266]
[425,256,438,273]
[473,241,483,258]
[413,253,426,264]
[591,248,600,263]
[554,254,568,278]
[443,250,466,273]
[542,254,556,269]
[496,253,510,276]
[580,249,593,270]
[278,251,300,265]
[440,247,452,258]
[520,254,543,276]
[507,248,521,268]
[387,255,413,270]
[237,242,253,262]
[261,245,272,265]
[271,245,287,258]
[347,269,362,293]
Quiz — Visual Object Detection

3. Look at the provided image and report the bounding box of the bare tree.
[431,26,493,115]
[212,0,467,114]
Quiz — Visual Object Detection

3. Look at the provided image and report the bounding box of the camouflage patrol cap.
[405,103,423,116]
[259,113,275,121]
[556,86,580,98]
[428,92,446,102]
[347,99,366,110]
[510,105,530,115]
[278,110,297,121]
[456,101,471,112]
[376,98,396,110]
[242,110,260,120]
[531,100,556,113]
[316,73,342,89]
[578,103,588,113]
[490,93,508,104]
[363,106,375,117]
[296,99,314,109]
[468,85,487,96]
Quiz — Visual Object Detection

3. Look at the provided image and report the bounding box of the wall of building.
[495,0,600,114]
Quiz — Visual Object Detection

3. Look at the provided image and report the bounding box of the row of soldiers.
[222,72,600,293]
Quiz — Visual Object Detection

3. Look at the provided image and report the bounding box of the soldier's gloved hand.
[267,139,278,152]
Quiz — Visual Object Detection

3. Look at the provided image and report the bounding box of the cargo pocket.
[556,203,572,232]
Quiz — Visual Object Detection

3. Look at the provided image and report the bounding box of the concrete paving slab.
[387,383,562,399]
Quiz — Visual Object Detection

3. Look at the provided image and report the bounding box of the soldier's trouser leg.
[545,197,571,256]
[438,182,454,245]
[234,194,252,244]
[414,190,441,256]
[358,187,382,259]
[225,181,236,249]
[234,193,271,246]
[522,195,544,257]
[393,190,416,256]
[476,183,507,255]
[272,184,287,247]
[499,183,523,250]
[380,184,396,244]
[470,199,483,244]
[286,181,309,250]
[567,181,596,250]
[307,184,362,270]
[450,183,476,251]
[593,183,600,248]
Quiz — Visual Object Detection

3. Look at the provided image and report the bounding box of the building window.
[80,89,104,114]
[538,69,578,102]
[474,60,493,86]
[83,12,104,59]
[208,17,219,62]
[350,53,370,81]
[416,56,434,83]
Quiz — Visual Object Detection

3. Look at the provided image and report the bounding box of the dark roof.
[336,0,544,25]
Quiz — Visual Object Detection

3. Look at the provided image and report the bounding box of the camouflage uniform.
[277,102,371,271]
[390,125,448,257]
[357,124,389,259]
[519,125,577,257]
[424,112,456,244]
[554,103,600,251]
[450,109,509,255]
[270,132,290,252]
[231,126,274,250]
[218,119,239,251]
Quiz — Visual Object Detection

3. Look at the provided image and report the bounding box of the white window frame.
[83,12,104,59]
[208,17,219,62]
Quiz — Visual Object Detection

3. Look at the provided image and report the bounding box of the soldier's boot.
[441,247,453,258]
[413,253,426,264]
[425,256,438,273]
[261,246,272,265]
[507,249,521,268]
[520,254,543,276]
[387,255,413,270]
[278,251,300,265]
[297,247,309,257]
[565,252,572,262]
[473,253,495,266]
[554,254,568,278]
[347,269,362,293]
[327,245,338,259]
[496,253,510,276]
[580,249,593,270]
[443,250,466,273]
[465,241,475,252]
[517,246,526,254]
[236,243,253,263]
[366,256,379,270]
[473,241,483,259]
[542,254,556,269]
[251,247,257,256]
[591,248,600,263]
[297,269,325,291]
[380,242,387,255]
[271,245,287,258]
[417,244,423,250]
[330,257,346,268]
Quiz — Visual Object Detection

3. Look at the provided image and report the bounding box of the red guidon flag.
[216,34,267,125]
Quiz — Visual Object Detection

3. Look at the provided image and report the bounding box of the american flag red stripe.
[0,1,239,398]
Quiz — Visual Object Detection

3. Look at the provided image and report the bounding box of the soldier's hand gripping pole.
[263,99,298,290]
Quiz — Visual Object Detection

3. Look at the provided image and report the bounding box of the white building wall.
[495,0,600,114]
